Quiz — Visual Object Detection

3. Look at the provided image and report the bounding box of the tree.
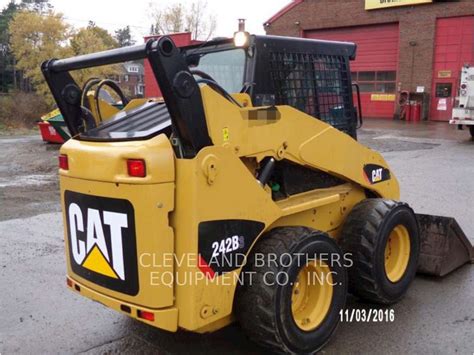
[150,0,216,41]
[19,0,52,14]
[0,1,20,92]
[0,1,18,46]
[86,21,118,49]
[186,0,217,41]
[0,0,53,93]
[9,10,71,104]
[115,26,135,47]
[70,25,122,86]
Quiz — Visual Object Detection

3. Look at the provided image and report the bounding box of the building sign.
[365,0,432,11]
[371,94,396,102]
[438,70,452,78]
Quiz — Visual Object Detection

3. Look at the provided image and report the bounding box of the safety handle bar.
[46,43,149,73]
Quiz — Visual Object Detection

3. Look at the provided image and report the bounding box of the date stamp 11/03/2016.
[339,308,395,323]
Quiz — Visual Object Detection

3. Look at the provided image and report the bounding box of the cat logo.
[372,168,383,183]
[363,164,391,185]
[65,191,139,296]
[69,203,127,280]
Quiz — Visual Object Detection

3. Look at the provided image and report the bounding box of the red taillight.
[66,278,73,287]
[137,310,155,321]
[127,159,146,177]
[59,154,69,170]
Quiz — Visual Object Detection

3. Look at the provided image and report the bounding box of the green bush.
[0,92,51,129]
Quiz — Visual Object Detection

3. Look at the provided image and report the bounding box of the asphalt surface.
[0,120,473,354]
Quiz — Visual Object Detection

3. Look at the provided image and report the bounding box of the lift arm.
[41,36,212,157]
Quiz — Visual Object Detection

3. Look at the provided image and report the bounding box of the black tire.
[236,227,347,354]
[339,199,420,304]
[469,126,474,139]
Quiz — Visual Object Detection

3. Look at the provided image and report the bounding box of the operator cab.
[186,35,360,138]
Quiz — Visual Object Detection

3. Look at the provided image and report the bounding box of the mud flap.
[417,214,474,277]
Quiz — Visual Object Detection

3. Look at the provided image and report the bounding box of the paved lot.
[0,120,473,354]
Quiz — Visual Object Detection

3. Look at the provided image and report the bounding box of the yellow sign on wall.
[371,94,396,102]
[438,70,452,78]
[365,0,432,10]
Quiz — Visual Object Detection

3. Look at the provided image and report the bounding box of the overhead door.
[305,23,400,119]
[431,16,474,121]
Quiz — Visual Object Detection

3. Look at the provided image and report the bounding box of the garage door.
[305,23,399,118]
[431,16,474,121]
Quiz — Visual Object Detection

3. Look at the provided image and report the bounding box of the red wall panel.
[304,23,400,119]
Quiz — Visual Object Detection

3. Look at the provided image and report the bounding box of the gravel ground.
[0,136,60,221]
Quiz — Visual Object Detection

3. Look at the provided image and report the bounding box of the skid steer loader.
[42,34,473,354]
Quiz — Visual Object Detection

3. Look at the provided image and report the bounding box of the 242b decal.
[211,235,245,259]
[198,220,265,277]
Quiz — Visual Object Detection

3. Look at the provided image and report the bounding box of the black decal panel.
[65,191,139,296]
[363,164,391,185]
[198,220,265,275]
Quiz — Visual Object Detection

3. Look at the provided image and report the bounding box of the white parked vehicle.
[450,65,474,138]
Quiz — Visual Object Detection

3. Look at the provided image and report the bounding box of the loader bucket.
[417,214,474,277]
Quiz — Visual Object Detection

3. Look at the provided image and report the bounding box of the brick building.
[120,62,145,98]
[265,0,474,121]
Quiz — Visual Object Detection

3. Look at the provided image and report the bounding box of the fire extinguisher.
[410,101,421,122]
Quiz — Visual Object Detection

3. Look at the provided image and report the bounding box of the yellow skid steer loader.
[42,34,473,354]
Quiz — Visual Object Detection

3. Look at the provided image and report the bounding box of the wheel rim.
[384,224,411,283]
[291,260,333,331]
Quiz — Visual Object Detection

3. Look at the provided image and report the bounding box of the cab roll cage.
[41,36,212,158]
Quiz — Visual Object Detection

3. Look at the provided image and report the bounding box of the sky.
[0,0,292,41]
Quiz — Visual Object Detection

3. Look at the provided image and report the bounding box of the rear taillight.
[137,310,155,321]
[59,154,69,170]
[127,159,146,177]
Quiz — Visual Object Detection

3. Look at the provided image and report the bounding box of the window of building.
[435,83,452,98]
[352,71,397,93]
[128,66,139,73]
[358,71,376,81]
[124,75,129,82]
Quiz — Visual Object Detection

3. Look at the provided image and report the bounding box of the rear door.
[431,80,456,121]
[60,135,176,308]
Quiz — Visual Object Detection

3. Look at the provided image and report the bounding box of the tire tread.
[339,198,412,304]
[237,227,331,354]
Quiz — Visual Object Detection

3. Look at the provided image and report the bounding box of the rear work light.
[137,310,155,321]
[59,154,69,170]
[127,159,146,177]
